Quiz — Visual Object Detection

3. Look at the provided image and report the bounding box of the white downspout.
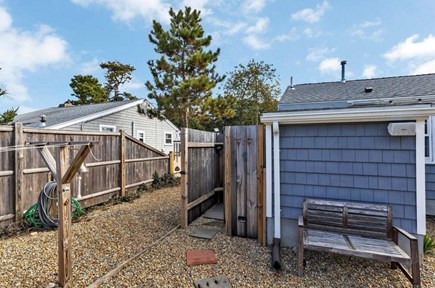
[272,121,281,270]
[273,121,281,239]
[265,124,272,218]
[415,119,426,235]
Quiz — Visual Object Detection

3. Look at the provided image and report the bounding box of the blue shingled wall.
[426,164,435,201]
[279,122,417,233]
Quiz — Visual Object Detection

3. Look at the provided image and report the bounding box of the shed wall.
[279,122,417,233]
[425,164,435,215]
[62,106,179,154]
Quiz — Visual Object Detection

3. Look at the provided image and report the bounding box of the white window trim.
[137,130,145,143]
[164,132,173,146]
[426,116,435,164]
[99,124,116,132]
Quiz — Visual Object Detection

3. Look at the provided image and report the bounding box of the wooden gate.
[224,125,265,244]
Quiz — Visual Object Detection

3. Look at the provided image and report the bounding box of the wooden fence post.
[57,145,71,287]
[169,151,175,175]
[13,122,24,222]
[180,128,188,228]
[257,126,265,246]
[119,130,126,197]
[224,127,232,235]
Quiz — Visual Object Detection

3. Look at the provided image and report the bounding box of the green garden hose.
[23,181,85,228]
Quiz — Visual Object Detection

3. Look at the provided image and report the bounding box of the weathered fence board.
[224,125,264,241]
[181,128,224,227]
[0,124,170,227]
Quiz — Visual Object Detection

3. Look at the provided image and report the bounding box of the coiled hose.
[23,181,84,228]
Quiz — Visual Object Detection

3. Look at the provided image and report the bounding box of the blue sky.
[0,0,434,114]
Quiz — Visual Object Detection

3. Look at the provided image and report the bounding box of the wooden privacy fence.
[180,125,265,245]
[180,128,224,228]
[0,123,170,228]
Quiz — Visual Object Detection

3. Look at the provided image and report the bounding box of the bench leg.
[410,240,420,288]
[297,227,304,276]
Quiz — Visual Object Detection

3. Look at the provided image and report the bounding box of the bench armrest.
[298,215,304,227]
[393,226,417,241]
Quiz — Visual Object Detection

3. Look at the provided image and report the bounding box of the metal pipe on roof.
[341,60,347,83]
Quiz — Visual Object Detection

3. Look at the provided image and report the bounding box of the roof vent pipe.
[290,76,295,90]
[341,60,347,83]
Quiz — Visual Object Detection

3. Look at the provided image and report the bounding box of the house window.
[425,119,431,160]
[99,124,116,132]
[164,132,173,145]
[137,130,145,143]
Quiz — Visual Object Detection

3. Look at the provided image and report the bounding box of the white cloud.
[71,0,171,23]
[351,18,382,41]
[120,77,144,92]
[306,47,334,62]
[291,1,329,23]
[412,59,435,74]
[227,22,247,35]
[319,57,341,74]
[274,27,299,42]
[303,27,322,38]
[0,7,69,102]
[362,65,377,78]
[384,34,435,61]
[243,35,270,50]
[242,0,266,14]
[246,17,269,34]
[79,58,101,74]
[181,0,212,16]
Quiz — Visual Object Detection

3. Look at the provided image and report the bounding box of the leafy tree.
[224,60,280,125]
[0,107,18,125]
[192,95,237,131]
[146,7,224,128]
[100,61,137,101]
[69,75,107,104]
[0,68,18,125]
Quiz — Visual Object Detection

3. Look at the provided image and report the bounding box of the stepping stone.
[186,249,217,266]
[194,276,232,288]
[203,203,224,221]
[189,228,218,239]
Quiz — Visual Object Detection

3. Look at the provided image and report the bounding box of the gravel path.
[1,186,434,287]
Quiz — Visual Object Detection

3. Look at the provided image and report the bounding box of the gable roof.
[279,73,435,111]
[14,99,179,131]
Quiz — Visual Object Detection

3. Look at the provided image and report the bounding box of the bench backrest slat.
[303,199,392,239]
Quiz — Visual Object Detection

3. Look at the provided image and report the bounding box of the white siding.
[63,106,179,154]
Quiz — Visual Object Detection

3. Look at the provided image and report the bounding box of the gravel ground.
[1,186,434,287]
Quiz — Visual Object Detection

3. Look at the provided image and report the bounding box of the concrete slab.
[194,276,232,288]
[190,228,218,239]
[203,203,224,221]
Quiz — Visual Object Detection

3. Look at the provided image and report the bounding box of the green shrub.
[424,234,435,254]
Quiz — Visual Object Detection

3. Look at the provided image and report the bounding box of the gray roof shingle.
[14,100,140,128]
[280,74,435,108]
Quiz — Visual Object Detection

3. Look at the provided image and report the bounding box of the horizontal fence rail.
[0,123,171,227]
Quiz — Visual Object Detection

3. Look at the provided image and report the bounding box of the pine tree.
[69,75,108,104]
[146,7,224,128]
[100,61,137,101]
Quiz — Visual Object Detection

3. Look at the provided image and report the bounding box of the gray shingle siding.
[279,122,417,233]
[426,165,435,201]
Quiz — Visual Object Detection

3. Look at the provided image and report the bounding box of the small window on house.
[173,141,181,156]
[99,124,116,132]
[425,119,431,160]
[137,130,145,143]
[164,132,173,145]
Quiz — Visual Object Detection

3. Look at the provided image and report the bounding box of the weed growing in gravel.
[424,234,435,254]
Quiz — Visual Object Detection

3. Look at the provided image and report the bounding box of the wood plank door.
[224,125,264,243]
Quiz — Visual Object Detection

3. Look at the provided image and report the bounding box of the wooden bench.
[298,199,420,287]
